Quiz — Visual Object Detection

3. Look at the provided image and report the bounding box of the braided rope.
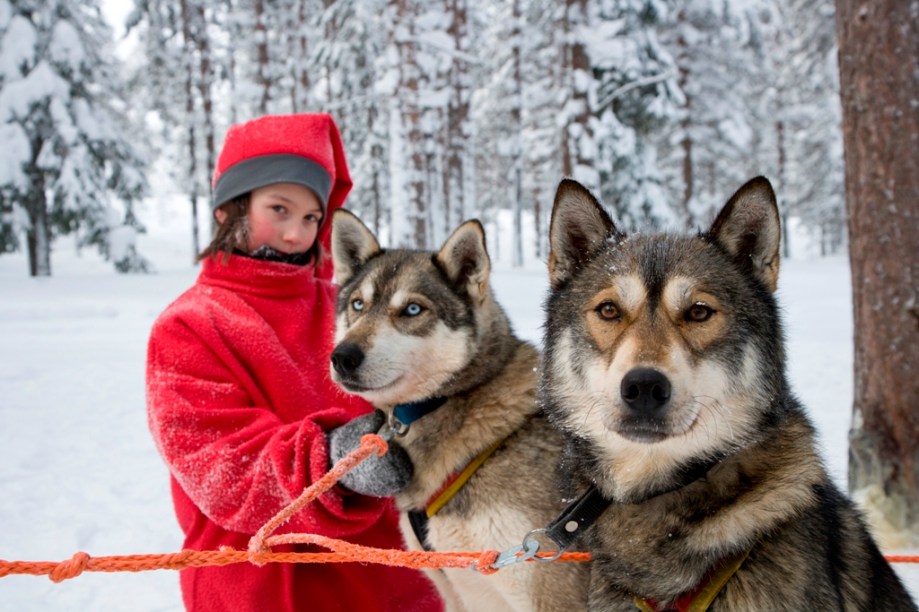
[0,434,915,583]
[0,434,593,583]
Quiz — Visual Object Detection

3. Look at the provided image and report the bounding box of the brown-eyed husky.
[540,177,916,611]
[329,209,588,612]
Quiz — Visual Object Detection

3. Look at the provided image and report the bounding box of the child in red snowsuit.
[146,114,442,611]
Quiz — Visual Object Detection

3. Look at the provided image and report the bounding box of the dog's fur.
[540,177,917,611]
[329,210,588,612]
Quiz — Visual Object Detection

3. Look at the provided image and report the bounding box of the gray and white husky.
[329,209,588,612]
[539,177,916,611]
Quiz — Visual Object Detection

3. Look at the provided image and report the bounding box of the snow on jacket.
[146,254,442,612]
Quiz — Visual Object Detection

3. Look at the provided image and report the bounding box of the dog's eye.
[403,303,423,317]
[596,301,621,321]
[686,303,714,322]
[351,299,364,312]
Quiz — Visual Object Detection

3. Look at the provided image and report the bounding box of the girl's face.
[218,183,323,255]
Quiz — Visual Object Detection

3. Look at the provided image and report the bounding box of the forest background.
[0,0,844,275]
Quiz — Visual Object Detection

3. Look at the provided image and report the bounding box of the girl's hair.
[196,193,324,267]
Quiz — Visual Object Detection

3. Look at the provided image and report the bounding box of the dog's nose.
[331,343,365,377]
[620,368,672,413]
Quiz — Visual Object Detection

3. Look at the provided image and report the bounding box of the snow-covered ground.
[1,200,917,610]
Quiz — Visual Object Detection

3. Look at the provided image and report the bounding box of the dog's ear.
[548,179,620,289]
[436,219,490,303]
[708,176,781,292]
[331,209,381,286]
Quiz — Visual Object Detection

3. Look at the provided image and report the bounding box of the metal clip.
[485,537,540,571]
[386,412,411,437]
[375,423,395,443]
[522,528,564,563]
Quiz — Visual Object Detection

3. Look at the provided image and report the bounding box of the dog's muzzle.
[331,342,365,378]
[620,367,672,415]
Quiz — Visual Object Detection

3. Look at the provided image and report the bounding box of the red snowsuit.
[146,255,442,611]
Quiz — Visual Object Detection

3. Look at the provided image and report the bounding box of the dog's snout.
[620,368,671,413]
[331,343,365,377]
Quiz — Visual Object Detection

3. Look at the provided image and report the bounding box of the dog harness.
[633,548,751,612]
[407,436,508,550]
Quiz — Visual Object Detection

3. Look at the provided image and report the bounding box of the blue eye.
[403,303,423,317]
[352,299,364,312]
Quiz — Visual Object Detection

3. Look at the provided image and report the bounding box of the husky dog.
[540,177,917,611]
[329,209,588,612]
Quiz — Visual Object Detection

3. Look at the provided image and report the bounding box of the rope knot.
[49,552,90,583]
[472,550,501,575]
[361,433,388,457]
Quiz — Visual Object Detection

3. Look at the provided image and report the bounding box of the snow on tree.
[770,0,845,255]
[656,0,761,229]
[310,0,390,236]
[0,0,149,275]
[579,0,681,230]
[106,0,850,264]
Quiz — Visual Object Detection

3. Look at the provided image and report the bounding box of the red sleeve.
[146,310,384,538]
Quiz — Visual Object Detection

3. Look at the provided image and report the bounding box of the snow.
[1,197,917,610]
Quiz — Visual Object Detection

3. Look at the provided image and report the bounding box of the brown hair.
[197,193,324,267]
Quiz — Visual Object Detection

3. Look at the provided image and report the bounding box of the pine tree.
[581,0,680,230]
[0,0,149,275]
[657,0,761,229]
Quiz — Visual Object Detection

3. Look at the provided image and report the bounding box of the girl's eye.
[271,204,288,214]
[596,301,621,321]
[403,303,423,317]
[686,303,715,323]
[351,299,364,312]
[305,214,321,224]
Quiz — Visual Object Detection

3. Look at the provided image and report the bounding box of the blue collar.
[393,396,448,428]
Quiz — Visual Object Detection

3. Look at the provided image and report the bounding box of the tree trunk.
[180,0,200,261]
[254,0,271,114]
[561,0,595,192]
[26,190,50,277]
[836,0,919,548]
[390,0,426,248]
[293,0,311,112]
[194,2,216,235]
[509,0,524,267]
[445,0,471,236]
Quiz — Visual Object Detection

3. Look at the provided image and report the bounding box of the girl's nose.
[284,224,308,244]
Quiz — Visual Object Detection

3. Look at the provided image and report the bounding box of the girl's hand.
[327,410,413,497]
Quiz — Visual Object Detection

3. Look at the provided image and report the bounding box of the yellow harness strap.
[634,547,751,612]
[424,437,507,518]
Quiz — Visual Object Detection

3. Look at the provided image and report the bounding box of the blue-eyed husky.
[329,210,588,612]
[540,177,916,611]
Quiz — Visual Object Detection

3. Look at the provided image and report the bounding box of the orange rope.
[0,434,915,583]
[0,433,590,583]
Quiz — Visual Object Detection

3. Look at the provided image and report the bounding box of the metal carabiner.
[485,537,541,571]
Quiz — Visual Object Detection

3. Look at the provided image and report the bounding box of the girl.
[146,114,441,611]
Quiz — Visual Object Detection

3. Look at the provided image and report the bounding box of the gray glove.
[327,409,414,497]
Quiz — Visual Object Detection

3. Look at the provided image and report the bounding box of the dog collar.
[633,547,752,612]
[391,396,448,433]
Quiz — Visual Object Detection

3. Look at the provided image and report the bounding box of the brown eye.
[686,303,714,322]
[596,301,621,321]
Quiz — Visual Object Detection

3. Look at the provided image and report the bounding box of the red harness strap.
[633,548,751,612]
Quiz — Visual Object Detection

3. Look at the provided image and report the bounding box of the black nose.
[331,343,364,377]
[620,368,672,413]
